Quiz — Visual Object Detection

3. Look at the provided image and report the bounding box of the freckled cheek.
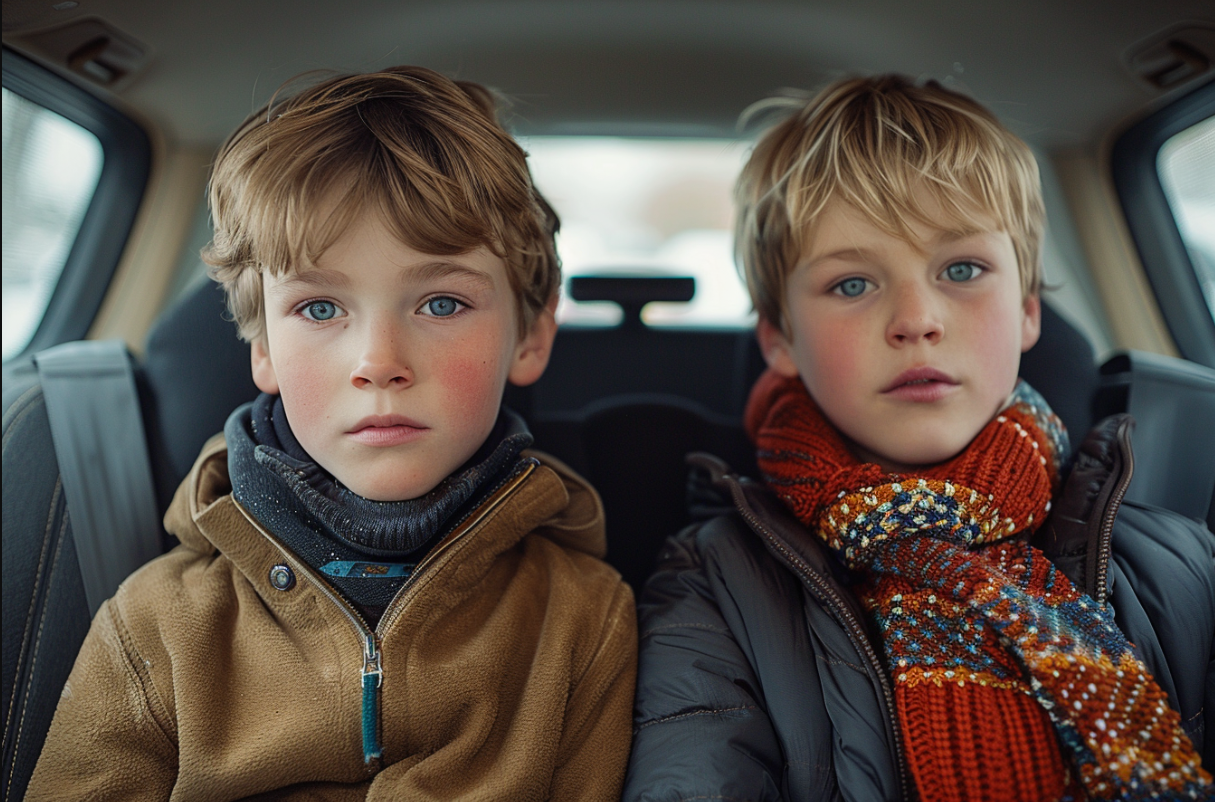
[967,300,1025,388]
[430,319,515,414]
[437,353,505,418]
[800,319,868,402]
[273,348,344,432]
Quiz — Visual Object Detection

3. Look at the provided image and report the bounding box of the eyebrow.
[273,260,495,292]
[803,230,989,269]
[405,260,495,291]
[275,268,351,292]
[803,247,878,268]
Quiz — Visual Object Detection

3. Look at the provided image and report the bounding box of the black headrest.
[141,279,259,513]
[568,275,696,329]
[1019,301,1099,456]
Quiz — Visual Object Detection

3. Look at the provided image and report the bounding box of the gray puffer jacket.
[623,415,1215,801]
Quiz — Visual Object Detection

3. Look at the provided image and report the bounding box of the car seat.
[1,280,258,799]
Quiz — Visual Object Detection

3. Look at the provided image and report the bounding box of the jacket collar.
[163,434,607,611]
[1033,413,1135,603]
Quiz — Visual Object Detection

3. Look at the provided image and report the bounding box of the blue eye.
[835,277,869,298]
[945,262,980,282]
[303,301,339,321]
[424,297,461,317]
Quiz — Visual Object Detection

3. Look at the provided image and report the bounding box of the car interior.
[3,1,1214,797]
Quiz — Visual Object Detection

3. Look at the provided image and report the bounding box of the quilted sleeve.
[1108,501,1215,770]
[623,525,787,802]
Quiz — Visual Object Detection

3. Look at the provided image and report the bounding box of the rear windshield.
[522,136,754,328]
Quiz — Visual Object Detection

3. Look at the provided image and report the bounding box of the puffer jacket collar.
[163,433,608,623]
[686,412,1138,801]
[1034,413,1136,603]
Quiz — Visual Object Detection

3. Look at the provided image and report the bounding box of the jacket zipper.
[361,632,383,760]
[233,459,537,764]
[1092,423,1135,605]
[732,490,913,802]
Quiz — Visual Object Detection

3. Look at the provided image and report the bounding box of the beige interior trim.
[1052,150,1178,357]
[87,141,212,355]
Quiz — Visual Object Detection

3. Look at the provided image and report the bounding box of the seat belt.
[33,340,162,617]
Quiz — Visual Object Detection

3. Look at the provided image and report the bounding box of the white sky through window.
[1159,115,1215,321]
[521,137,755,328]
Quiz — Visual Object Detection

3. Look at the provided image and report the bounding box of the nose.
[350,319,412,389]
[886,282,944,347]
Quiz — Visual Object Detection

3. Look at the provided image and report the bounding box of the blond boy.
[624,75,1213,801]
[29,66,636,801]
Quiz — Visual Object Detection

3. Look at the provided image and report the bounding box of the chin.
[858,436,969,474]
[344,476,442,503]
[902,446,965,469]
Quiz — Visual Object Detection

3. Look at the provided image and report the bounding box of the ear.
[250,337,281,394]
[756,316,800,377]
[1020,292,1042,353]
[508,296,559,387]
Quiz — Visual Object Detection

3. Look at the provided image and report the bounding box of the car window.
[522,136,754,328]
[1110,79,1215,367]
[2,87,103,360]
[1157,114,1214,322]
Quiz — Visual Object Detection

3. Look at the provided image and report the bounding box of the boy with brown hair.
[624,75,1213,801]
[29,66,636,801]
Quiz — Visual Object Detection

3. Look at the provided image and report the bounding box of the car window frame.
[1111,77,1215,368]
[2,46,151,361]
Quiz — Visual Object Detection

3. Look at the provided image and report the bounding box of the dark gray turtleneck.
[225,393,533,626]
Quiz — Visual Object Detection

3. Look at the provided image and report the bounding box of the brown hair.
[203,66,560,342]
[735,74,1044,330]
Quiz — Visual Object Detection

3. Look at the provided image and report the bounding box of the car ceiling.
[3,0,1213,149]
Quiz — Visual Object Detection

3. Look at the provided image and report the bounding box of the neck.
[846,439,934,475]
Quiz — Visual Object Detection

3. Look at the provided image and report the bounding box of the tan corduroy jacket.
[27,434,636,801]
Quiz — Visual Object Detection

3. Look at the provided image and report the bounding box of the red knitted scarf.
[745,369,1211,802]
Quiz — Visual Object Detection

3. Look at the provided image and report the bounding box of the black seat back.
[1020,302,1100,456]
[569,394,755,590]
[504,321,766,588]
[1097,350,1215,529]
[142,279,260,516]
[2,374,93,801]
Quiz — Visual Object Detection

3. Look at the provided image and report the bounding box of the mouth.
[881,367,959,401]
[346,414,429,446]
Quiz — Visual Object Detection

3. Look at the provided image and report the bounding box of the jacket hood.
[164,433,607,566]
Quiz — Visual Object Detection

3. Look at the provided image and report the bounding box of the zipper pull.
[361,632,383,763]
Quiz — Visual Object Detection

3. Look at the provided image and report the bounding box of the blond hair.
[204,66,559,342]
[735,74,1044,330]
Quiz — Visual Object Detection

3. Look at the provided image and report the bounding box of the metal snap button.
[269,564,295,591]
